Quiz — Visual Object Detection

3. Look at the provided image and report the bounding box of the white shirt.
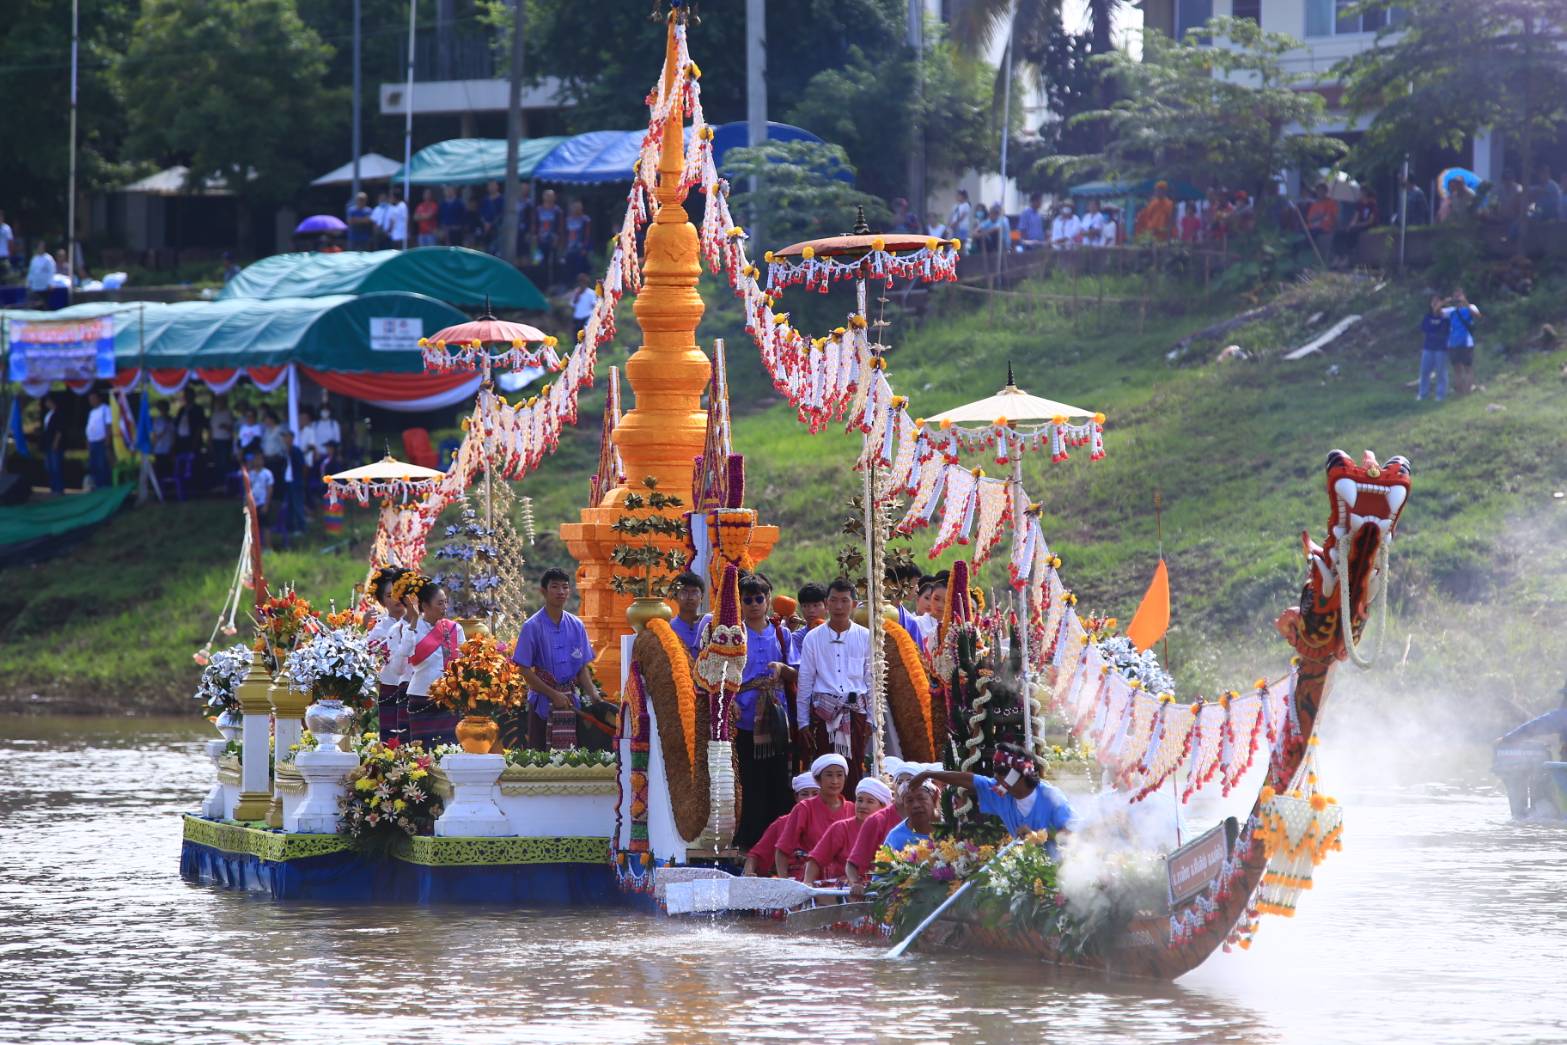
[247,466,273,508]
[367,612,405,685]
[795,620,872,727]
[236,421,263,450]
[371,202,391,232]
[27,252,56,291]
[571,285,597,321]
[85,403,111,442]
[1051,215,1081,249]
[388,201,409,243]
[0,223,12,258]
[1077,211,1107,245]
[948,201,972,239]
[406,618,465,697]
[297,424,319,464]
[915,613,938,644]
[311,416,342,451]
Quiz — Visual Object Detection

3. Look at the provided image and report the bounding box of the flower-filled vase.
[303,698,356,750]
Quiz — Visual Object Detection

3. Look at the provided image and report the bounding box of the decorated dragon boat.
[179,3,1412,980]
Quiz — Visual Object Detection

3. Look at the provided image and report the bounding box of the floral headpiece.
[392,572,430,602]
[992,747,1041,788]
[370,565,405,594]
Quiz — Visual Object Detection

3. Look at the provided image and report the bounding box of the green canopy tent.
[396,137,569,186]
[217,246,547,311]
[4,292,494,417]
[1069,178,1206,202]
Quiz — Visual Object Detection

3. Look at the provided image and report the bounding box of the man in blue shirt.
[724,572,799,849]
[1441,289,1481,396]
[910,748,1076,855]
[512,567,601,749]
[1416,295,1450,402]
[881,775,939,856]
[346,191,374,251]
[669,571,705,657]
[1017,192,1047,249]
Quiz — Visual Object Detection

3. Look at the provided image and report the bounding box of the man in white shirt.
[1050,203,1081,251]
[370,192,392,247]
[947,189,973,243]
[570,273,597,341]
[1077,198,1109,247]
[387,189,409,248]
[295,405,319,467]
[84,389,113,489]
[244,452,274,520]
[796,578,873,780]
[27,241,56,305]
[310,403,342,454]
[0,210,13,278]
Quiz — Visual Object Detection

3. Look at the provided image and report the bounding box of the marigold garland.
[647,618,699,769]
[633,625,710,841]
[882,619,936,763]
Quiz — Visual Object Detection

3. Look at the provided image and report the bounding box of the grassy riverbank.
[4,266,1565,721]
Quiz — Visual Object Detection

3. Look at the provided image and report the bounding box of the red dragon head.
[1277,449,1411,662]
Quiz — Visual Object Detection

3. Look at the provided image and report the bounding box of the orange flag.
[1127,559,1170,653]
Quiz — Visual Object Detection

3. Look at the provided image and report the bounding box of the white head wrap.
[791,772,818,793]
[882,756,908,780]
[856,777,893,806]
[810,753,849,778]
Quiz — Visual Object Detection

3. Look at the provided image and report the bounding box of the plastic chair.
[401,428,438,471]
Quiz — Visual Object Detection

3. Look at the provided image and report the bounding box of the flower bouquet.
[193,642,254,731]
[255,588,320,670]
[427,634,528,720]
[340,741,441,856]
[285,627,380,705]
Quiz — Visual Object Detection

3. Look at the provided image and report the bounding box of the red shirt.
[748,813,789,876]
[774,795,853,866]
[414,201,439,235]
[807,816,863,881]
[846,803,901,875]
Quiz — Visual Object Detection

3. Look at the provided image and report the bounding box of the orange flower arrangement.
[428,635,528,718]
[647,618,698,767]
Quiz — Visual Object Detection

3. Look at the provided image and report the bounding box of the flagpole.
[67,0,79,282]
[1155,486,1179,845]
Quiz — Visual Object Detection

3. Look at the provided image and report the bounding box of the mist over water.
[3,710,1564,1045]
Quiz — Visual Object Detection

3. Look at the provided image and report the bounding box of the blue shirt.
[670,615,703,658]
[882,820,931,856]
[701,615,796,730]
[1420,313,1450,353]
[1444,306,1477,348]
[346,205,373,245]
[973,775,1077,838]
[1018,206,1046,243]
[512,609,595,721]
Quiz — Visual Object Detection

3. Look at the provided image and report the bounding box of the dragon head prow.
[1276,449,1412,661]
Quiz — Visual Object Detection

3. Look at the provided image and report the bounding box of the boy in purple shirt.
[669,571,705,658]
[512,567,601,749]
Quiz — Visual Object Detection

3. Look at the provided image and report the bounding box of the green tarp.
[3,293,469,374]
[218,247,547,311]
[398,137,568,186]
[1070,178,1206,202]
[0,483,131,552]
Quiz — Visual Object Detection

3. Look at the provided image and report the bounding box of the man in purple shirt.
[512,567,601,749]
[719,572,799,849]
[669,571,705,658]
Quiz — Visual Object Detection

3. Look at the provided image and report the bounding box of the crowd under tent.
[217,247,548,311]
[2,292,506,422]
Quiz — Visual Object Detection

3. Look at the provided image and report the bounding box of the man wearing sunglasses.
[725,572,799,850]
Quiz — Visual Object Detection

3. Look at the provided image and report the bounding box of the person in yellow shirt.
[1134,181,1176,242]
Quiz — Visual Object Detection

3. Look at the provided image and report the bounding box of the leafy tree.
[0,0,137,241]
[118,0,339,203]
[786,31,993,202]
[1063,18,1347,199]
[506,0,906,130]
[723,140,889,248]
[1338,0,1567,193]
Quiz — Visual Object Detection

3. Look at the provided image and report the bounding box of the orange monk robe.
[1135,197,1175,242]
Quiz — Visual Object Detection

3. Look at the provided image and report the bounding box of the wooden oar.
[783,900,879,930]
[884,836,1023,959]
[664,876,854,915]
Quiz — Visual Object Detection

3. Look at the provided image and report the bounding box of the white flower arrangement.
[194,642,255,716]
[285,626,379,704]
[1094,635,1176,697]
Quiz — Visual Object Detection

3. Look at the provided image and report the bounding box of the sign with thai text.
[1166,821,1230,906]
[369,317,422,351]
[8,317,117,382]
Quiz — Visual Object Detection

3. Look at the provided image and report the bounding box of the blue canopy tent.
[529,122,832,184]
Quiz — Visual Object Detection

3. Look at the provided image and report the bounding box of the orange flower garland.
[883,619,936,762]
[647,618,698,768]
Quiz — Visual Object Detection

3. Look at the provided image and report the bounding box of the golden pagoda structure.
[562,9,776,689]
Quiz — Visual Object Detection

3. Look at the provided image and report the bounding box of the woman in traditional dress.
[365,566,407,742]
[773,753,854,878]
[399,575,465,749]
[803,776,892,883]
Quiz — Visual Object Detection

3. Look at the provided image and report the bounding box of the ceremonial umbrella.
[326,453,445,506]
[295,214,348,234]
[928,366,1099,754]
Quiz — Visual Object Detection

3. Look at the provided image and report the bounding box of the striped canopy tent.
[217,246,547,311]
[2,292,509,413]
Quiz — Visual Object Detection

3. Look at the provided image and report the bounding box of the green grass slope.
[5,267,1565,720]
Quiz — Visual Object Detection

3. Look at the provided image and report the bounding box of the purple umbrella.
[294,214,348,234]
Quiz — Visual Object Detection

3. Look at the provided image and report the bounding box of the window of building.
[1232,0,1260,24]
[1308,0,1407,36]
[1176,0,1213,38]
